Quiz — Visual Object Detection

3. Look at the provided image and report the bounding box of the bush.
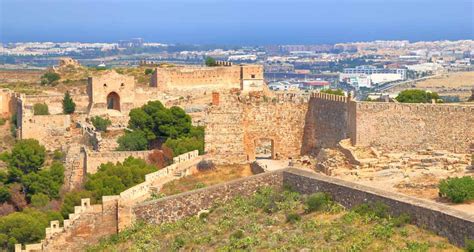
[395,89,440,103]
[117,130,148,151]
[33,103,49,115]
[30,193,50,208]
[0,186,10,203]
[163,135,204,156]
[40,72,60,85]
[205,57,218,67]
[321,89,345,96]
[21,162,64,200]
[53,150,65,161]
[0,118,6,126]
[144,68,154,75]
[91,116,111,132]
[5,139,46,174]
[286,212,301,223]
[438,176,474,203]
[0,208,63,250]
[197,160,215,171]
[353,202,390,219]
[147,147,173,169]
[62,91,76,114]
[304,192,332,213]
[84,157,156,201]
[465,239,474,252]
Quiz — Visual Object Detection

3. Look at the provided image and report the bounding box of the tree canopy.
[91,116,111,132]
[40,72,60,86]
[395,89,440,103]
[321,89,345,96]
[205,57,218,67]
[62,91,76,114]
[3,139,46,174]
[118,100,204,156]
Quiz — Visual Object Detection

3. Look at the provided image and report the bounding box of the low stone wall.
[283,168,474,247]
[84,148,154,174]
[19,114,71,150]
[133,170,284,225]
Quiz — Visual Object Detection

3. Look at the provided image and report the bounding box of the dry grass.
[159,164,253,196]
[416,72,474,89]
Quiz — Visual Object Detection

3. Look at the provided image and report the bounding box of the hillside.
[88,188,460,251]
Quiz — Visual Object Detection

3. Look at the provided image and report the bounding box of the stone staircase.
[64,145,85,191]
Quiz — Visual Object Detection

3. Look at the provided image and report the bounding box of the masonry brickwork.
[151,65,264,92]
[352,102,474,153]
[205,93,309,164]
[0,89,19,117]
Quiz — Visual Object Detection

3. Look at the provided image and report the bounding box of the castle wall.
[353,102,474,153]
[151,65,263,92]
[0,89,18,117]
[19,114,71,150]
[24,94,89,114]
[205,93,309,164]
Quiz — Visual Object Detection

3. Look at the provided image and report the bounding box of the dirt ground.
[414,71,474,100]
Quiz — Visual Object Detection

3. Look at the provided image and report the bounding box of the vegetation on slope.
[395,89,441,103]
[117,100,204,156]
[89,188,459,251]
[438,176,474,203]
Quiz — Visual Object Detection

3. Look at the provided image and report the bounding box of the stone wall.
[19,114,71,150]
[282,168,474,247]
[24,94,89,114]
[0,89,19,117]
[16,150,201,252]
[205,93,309,164]
[84,148,155,174]
[133,170,284,225]
[353,102,474,153]
[151,65,264,92]
[301,93,352,155]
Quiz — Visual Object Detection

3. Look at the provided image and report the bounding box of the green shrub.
[396,89,440,103]
[230,229,244,239]
[117,130,148,151]
[62,91,76,114]
[33,103,49,115]
[90,116,111,132]
[84,157,156,201]
[0,118,6,126]
[30,193,50,208]
[40,72,60,85]
[439,176,474,203]
[465,239,474,252]
[391,213,411,227]
[5,139,46,174]
[0,186,11,203]
[60,190,95,218]
[304,192,331,213]
[353,202,389,219]
[144,68,154,75]
[286,212,301,223]
[321,89,345,96]
[205,57,218,67]
[21,162,64,200]
[53,150,65,161]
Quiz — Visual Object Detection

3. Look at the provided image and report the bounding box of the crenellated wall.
[352,102,474,153]
[16,150,201,252]
[151,65,264,92]
[205,93,309,164]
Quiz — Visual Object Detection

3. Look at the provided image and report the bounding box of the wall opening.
[107,92,120,111]
[255,138,274,160]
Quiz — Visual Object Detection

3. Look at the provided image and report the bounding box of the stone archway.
[106,92,120,111]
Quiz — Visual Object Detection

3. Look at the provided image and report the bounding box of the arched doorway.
[254,138,275,160]
[106,92,120,111]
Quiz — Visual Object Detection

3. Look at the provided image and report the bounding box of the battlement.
[356,101,474,113]
[16,150,202,252]
[310,92,350,103]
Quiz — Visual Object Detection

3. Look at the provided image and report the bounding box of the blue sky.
[1,0,473,44]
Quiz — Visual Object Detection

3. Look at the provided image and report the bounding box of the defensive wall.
[151,65,264,92]
[206,92,474,164]
[84,148,155,174]
[0,88,20,118]
[205,93,310,164]
[352,102,474,153]
[16,150,201,252]
[23,93,89,114]
[133,168,473,247]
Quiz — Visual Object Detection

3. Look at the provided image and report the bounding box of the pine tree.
[62,91,76,114]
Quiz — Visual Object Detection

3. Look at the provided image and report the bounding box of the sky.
[0,0,473,45]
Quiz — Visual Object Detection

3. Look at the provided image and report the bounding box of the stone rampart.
[282,168,474,247]
[19,114,71,150]
[0,88,19,117]
[133,170,284,225]
[16,150,201,252]
[24,94,89,114]
[151,65,264,92]
[205,93,308,164]
[353,102,474,153]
